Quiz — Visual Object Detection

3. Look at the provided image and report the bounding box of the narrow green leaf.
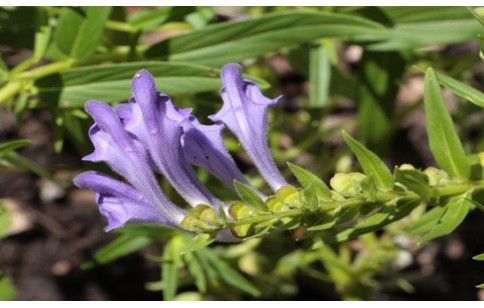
[0,139,31,159]
[33,26,52,63]
[82,234,152,269]
[304,182,320,211]
[470,7,484,25]
[394,167,431,201]
[424,68,470,179]
[117,223,176,241]
[419,194,472,243]
[185,7,215,29]
[410,206,446,235]
[197,248,261,297]
[477,283,484,289]
[368,7,482,50]
[54,7,112,60]
[184,252,207,293]
[313,199,419,247]
[435,72,484,108]
[357,51,406,155]
[234,181,269,212]
[473,253,484,261]
[145,12,386,66]
[162,236,184,301]
[128,7,171,31]
[479,35,484,61]
[0,202,11,239]
[309,41,331,107]
[342,131,394,190]
[0,274,16,300]
[36,62,255,108]
[287,162,331,199]
[0,152,67,188]
[181,233,216,254]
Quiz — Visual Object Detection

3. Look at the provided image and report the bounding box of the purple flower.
[179,110,252,190]
[209,63,287,191]
[76,101,185,228]
[74,171,182,230]
[76,63,286,235]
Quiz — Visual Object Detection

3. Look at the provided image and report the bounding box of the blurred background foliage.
[0,6,483,300]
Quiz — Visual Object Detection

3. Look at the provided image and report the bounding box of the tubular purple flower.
[74,171,182,230]
[82,101,184,226]
[209,63,287,191]
[120,70,220,207]
[179,111,251,190]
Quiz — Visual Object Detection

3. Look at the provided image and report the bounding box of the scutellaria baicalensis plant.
[75,64,484,250]
[74,63,282,241]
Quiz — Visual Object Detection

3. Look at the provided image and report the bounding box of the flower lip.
[74,171,186,230]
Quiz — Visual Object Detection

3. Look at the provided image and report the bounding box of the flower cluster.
[74,63,286,240]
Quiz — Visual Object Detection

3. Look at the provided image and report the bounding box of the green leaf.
[197,248,261,297]
[184,252,207,293]
[367,7,482,50]
[410,206,446,235]
[435,72,484,108]
[0,274,16,300]
[313,199,419,247]
[394,167,431,201]
[128,7,196,31]
[0,202,11,239]
[0,139,31,159]
[82,234,152,269]
[33,26,52,63]
[424,68,470,179]
[0,152,67,188]
[234,181,269,212]
[181,233,216,254]
[309,41,331,107]
[342,131,394,190]
[36,62,249,108]
[54,7,112,60]
[287,162,331,199]
[479,35,484,61]
[304,182,320,211]
[145,12,386,66]
[418,194,472,243]
[162,236,185,301]
[117,223,176,241]
[127,7,172,31]
[473,253,484,261]
[185,7,216,29]
[357,51,406,155]
[356,203,396,228]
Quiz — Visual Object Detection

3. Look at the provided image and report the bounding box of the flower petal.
[209,63,286,191]
[74,171,185,230]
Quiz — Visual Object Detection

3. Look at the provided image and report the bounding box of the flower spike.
[209,63,287,191]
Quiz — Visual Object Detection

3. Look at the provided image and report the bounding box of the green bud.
[181,204,223,232]
[424,167,450,186]
[399,164,415,170]
[330,172,365,197]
